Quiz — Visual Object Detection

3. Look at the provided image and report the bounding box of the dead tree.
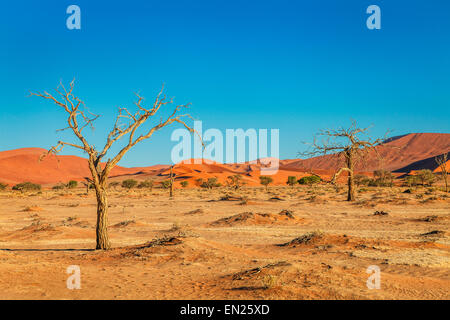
[435,153,449,192]
[169,165,175,198]
[301,121,385,201]
[30,80,196,249]
[81,177,92,195]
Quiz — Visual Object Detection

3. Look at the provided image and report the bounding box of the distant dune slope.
[0,148,158,185]
[282,133,450,172]
[0,133,448,185]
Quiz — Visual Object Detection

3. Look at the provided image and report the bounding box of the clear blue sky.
[1,0,449,166]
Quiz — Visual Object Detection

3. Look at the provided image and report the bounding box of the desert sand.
[0,185,448,300]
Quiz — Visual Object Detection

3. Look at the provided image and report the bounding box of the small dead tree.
[169,165,175,198]
[227,174,245,190]
[81,177,92,195]
[435,153,448,192]
[301,121,385,201]
[30,80,196,250]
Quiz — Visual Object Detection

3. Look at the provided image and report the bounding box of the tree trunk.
[95,185,111,250]
[347,153,355,202]
[169,166,174,198]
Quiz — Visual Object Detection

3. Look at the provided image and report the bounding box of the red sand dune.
[282,133,450,172]
[434,160,450,173]
[0,148,158,185]
[0,133,448,186]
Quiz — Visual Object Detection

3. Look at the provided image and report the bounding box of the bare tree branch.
[30,79,198,250]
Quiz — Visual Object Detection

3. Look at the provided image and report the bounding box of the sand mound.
[0,222,61,241]
[230,261,291,281]
[112,220,137,228]
[277,232,374,249]
[351,248,450,268]
[111,220,149,229]
[278,231,326,247]
[420,230,447,239]
[219,195,245,201]
[135,236,184,248]
[61,217,91,228]
[22,206,43,212]
[184,208,204,215]
[209,210,302,227]
[416,215,449,223]
[268,196,285,201]
[0,220,94,241]
[20,222,57,233]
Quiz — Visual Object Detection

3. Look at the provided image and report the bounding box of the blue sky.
[1,0,449,166]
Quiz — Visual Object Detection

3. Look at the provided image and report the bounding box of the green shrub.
[405,175,419,187]
[121,179,138,190]
[227,175,245,190]
[0,182,8,191]
[287,176,297,186]
[298,175,321,185]
[161,180,172,189]
[201,177,221,189]
[180,181,189,188]
[108,181,120,189]
[52,184,65,190]
[12,182,41,192]
[354,174,371,186]
[66,180,78,189]
[416,169,436,186]
[260,176,274,189]
[137,179,154,190]
[370,170,394,187]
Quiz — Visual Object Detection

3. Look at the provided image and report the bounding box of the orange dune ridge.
[0,132,448,187]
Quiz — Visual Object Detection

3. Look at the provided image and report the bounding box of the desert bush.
[405,175,419,187]
[81,181,95,194]
[370,170,394,187]
[137,179,154,190]
[12,182,41,192]
[286,176,297,186]
[180,181,189,188]
[261,274,278,289]
[66,180,78,189]
[416,169,436,186]
[354,174,371,186]
[161,180,172,189]
[52,184,65,190]
[0,182,8,191]
[227,174,245,190]
[297,175,321,185]
[108,181,120,189]
[121,179,138,190]
[195,178,204,187]
[201,177,221,189]
[259,176,273,190]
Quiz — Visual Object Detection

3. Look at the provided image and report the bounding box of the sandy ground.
[0,185,449,300]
